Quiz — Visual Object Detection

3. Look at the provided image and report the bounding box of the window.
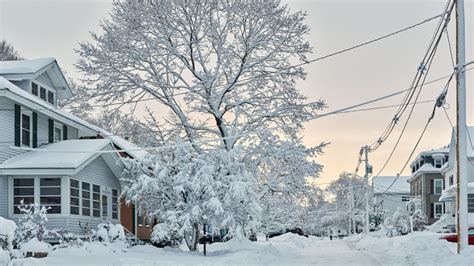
[468,194,474,213]
[434,202,444,218]
[70,179,80,215]
[40,87,46,101]
[82,182,91,216]
[92,185,101,217]
[434,158,443,168]
[449,175,454,186]
[137,211,143,227]
[13,178,35,214]
[47,91,54,104]
[54,124,62,143]
[434,179,443,195]
[31,82,38,96]
[40,178,61,214]
[402,196,410,202]
[112,189,118,219]
[21,112,31,147]
[102,195,108,219]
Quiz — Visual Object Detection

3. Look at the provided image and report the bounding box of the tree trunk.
[184,223,200,252]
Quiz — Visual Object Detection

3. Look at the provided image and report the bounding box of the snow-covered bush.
[45,229,83,248]
[122,146,260,251]
[20,237,51,257]
[0,217,16,252]
[411,209,428,231]
[151,222,181,248]
[15,202,48,246]
[384,208,410,237]
[95,223,125,243]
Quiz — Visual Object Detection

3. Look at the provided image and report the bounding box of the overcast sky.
[0,0,473,186]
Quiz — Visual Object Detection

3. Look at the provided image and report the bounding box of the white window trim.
[434,179,443,195]
[434,202,444,218]
[9,176,66,218]
[30,80,56,106]
[54,122,63,143]
[20,109,33,147]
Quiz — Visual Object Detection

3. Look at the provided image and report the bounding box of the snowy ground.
[8,232,474,266]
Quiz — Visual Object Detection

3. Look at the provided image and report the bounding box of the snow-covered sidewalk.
[9,234,379,266]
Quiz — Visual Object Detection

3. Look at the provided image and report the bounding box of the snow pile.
[20,237,51,254]
[0,250,10,265]
[352,232,474,265]
[270,233,311,249]
[0,216,16,251]
[95,223,125,243]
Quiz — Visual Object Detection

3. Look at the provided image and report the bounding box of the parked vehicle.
[268,228,308,239]
[439,227,474,245]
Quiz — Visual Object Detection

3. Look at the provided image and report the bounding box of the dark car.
[269,228,308,239]
[439,227,474,245]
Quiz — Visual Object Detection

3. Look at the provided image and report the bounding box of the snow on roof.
[373,176,410,194]
[0,77,148,160]
[0,58,55,75]
[0,139,111,170]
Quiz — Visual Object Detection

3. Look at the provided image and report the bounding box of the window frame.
[434,179,443,195]
[434,158,443,168]
[92,185,101,218]
[13,178,35,214]
[81,182,91,217]
[112,189,119,220]
[30,80,56,105]
[53,122,63,143]
[39,177,62,214]
[20,109,32,147]
[70,179,80,215]
[434,202,444,218]
[31,82,39,96]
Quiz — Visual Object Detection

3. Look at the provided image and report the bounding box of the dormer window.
[32,83,39,96]
[40,87,46,101]
[434,158,443,168]
[31,82,55,105]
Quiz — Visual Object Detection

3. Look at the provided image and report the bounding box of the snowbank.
[351,231,474,266]
[21,237,51,254]
[96,223,125,243]
[0,250,10,265]
[0,216,16,251]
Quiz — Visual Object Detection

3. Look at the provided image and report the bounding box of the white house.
[372,176,410,221]
[0,58,145,236]
[438,128,474,229]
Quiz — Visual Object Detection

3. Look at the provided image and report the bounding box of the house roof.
[0,76,147,161]
[0,58,56,75]
[0,139,110,170]
[373,176,410,194]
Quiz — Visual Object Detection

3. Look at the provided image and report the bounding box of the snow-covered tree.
[411,209,428,231]
[14,202,48,246]
[121,145,260,251]
[0,39,22,61]
[384,207,410,236]
[77,0,326,246]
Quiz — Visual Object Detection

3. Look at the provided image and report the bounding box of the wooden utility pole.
[455,0,469,254]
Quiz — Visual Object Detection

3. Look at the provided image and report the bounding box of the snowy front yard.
[8,232,474,266]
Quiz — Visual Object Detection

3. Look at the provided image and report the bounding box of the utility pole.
[350,179,355,234]
[363,145,371,234]
[455,0,469,254]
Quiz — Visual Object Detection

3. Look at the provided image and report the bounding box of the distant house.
[438,128,474,230]
[0,58,152,240]
[407,148,449,224]
[372,176,410,221]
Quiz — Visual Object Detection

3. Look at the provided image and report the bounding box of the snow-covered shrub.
[151,222,181,248]
[20,237,51,257]
[15,202,48,247]
[0,217,16,251]
[0,250,10,265]
[411,209,428,231]
[45,229,83,248]
[95,223,125,243]
[384,208,410,237]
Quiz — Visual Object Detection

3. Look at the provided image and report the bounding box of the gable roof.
[373,176,410,194]
[0,58,56,75]
[0,76,147,161]
[0,139,122,177]
[0,58,72,98]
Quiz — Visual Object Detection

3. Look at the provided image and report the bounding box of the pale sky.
[0,0,473,186]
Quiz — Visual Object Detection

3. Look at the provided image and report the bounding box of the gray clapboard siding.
[67,126,78,140]
[0,97,25,163]
[10,80,30,92]
[66,156,121,234]
[37,112,50,147]
[0,176,7,217]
